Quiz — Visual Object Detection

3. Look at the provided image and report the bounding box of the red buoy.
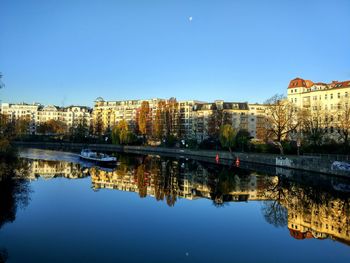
[215,154,219,164]
[235,157,240,167]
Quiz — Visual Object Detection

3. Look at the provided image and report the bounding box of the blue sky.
[1,0,349,107]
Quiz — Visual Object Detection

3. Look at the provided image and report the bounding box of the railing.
[303,153,350,161]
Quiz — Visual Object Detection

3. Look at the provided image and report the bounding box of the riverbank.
[12,141,350,178]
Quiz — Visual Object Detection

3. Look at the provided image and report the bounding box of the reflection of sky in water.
[19,148,81,163]
[0,149,349,263]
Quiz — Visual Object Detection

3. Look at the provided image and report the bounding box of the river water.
[0,148,349,263]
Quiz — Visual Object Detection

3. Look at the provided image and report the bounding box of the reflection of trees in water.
[135,157,180,207]
[262,201,288,228]
[260,176,289,227]
[261,174,350,238]
[0,159,31,229]
[204,164,253,207]
[0,158,31,263]
[0,249,8,263]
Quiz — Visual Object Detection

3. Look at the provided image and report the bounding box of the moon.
[188,16,193,22]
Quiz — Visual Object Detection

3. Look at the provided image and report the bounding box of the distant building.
[0,102,91,134]
[0,102,40,134]
[248,103,268,140]
[92,97,164,133]
[178,100,204,139]
[92,97,264,141]
[192,101,251,142]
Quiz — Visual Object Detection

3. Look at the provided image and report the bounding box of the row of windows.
[312,103,348,111]
[292,92,349,103]
[311,92,349,100]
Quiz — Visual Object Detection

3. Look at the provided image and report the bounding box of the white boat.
[79,149,117,166]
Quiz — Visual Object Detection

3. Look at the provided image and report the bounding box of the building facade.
[92,97,164,133]
[192,101,252,142]
[0,102,91,134]
[287,77,350,141]
[0,102,40,134]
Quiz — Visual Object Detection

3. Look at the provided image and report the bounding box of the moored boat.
[79,149,117,166]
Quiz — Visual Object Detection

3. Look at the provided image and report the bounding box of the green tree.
[219,124,237,152]
[112,119,135,145]
[70,121,88,142]
[235,129,251,152]
[0,114,24,155]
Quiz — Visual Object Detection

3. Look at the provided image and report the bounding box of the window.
[338,93,341,99]
[345,92,348,98]
[325,94,328,99]
[330,94,333,99]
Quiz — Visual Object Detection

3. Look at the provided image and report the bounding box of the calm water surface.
[0,148,349,263]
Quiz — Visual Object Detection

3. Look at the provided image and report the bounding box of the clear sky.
[1,0,350,107]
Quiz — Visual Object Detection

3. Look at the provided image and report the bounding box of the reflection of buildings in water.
[90,159,350,245]
[283,191,350,246]
[28,160,86,180]
[90,159,276,203]
[26,157,350,245]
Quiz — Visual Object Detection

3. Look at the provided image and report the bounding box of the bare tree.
[337,96,350,146]
[300,102,329,146]
[207,107,223,139]
[264,94,300,153]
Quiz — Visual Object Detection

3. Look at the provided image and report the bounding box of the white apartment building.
[192,101,251,142]
[37,105,91,128]
[0,102,40,134]
[1,102,91,134]
[92,97,164,132]
[287,78,350,138]
[248,103,268,140]
[178,100,204,139]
